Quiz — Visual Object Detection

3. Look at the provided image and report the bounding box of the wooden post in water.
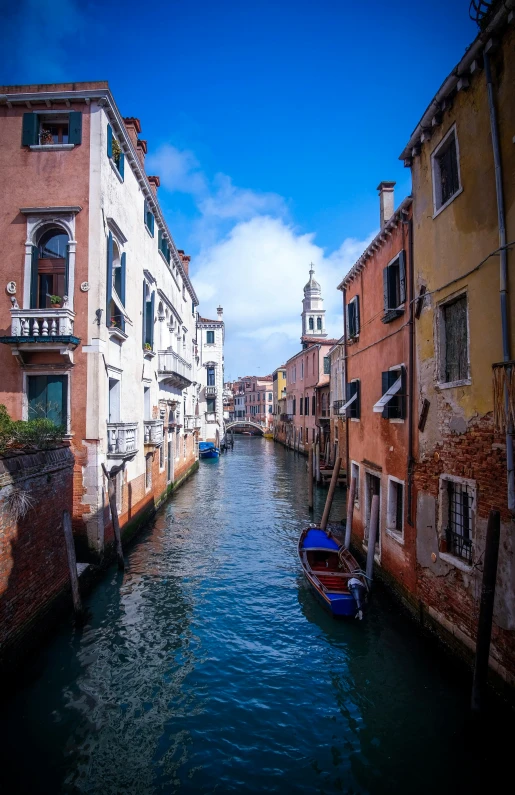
[471,509,501,713]
[62,509,83,617]
[366,494,379,584]
[102,463,125,570]
[320,457,341,531]
[344,476,356,549]
[315,442,320,483]
[307,444,314,511]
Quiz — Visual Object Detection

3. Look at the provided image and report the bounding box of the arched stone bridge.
[225,420,265,435]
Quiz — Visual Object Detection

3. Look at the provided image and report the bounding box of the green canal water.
[0,437,510,794]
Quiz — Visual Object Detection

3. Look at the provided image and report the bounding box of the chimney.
[123,117,141,148]
[178,249,191,275]
[377,181,396,229]
[148,175,160,195]
[136,139,147,167]
[217,306,223,320]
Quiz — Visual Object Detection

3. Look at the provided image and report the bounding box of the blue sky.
[1,0,478,377]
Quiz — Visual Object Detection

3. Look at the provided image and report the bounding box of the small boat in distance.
[199,441,220,459]
[298,527,368,619]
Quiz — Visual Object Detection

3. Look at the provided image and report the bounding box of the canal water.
[0,438,510,794]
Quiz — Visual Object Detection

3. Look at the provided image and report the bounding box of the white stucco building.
[197,307,225,446]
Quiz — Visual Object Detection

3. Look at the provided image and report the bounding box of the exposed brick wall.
[0,447,74,653]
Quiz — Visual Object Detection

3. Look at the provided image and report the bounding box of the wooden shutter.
[383,267,389,312]
[119,252,126,332]
[47,375,67,427]
[150,291,155,349]
[158,229,162,252]
[347,301,355,338]
[68,112,82,145]
[150,212,155,236]
[118,152,125,180]
[22,113,39,146]
[398,250,406,304]
[381,371,390,419]
[142,281,146,347]
[106,232,113,326]
[399,366,406,419]
[107,124,113,159]
[30,245,39,309]
[354,297,360,335]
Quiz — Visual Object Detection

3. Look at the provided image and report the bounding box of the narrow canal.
[0,438,509,794]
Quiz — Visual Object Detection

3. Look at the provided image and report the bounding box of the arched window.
[308,317,314,330]
[32,227,69,308]
[316,317,322,330]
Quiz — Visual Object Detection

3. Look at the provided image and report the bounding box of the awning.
[339,392,357,414]
[373,375,402,412]
[112,287,133,324]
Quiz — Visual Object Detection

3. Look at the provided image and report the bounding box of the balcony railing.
[280,414,293,422]
[10,307,75,338]
[184,415,201,431]
[158,350,193,388]
[493,360,515,434]
[144,419,163,447]
[333,400,345,414]
[107,422,138,458]
[206,385,217,396]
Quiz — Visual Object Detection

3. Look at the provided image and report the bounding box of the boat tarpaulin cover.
[302,528,340,551]
[199,441,215,451]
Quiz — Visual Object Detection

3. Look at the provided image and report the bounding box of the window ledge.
[143,349,156,359]
[439,551,473,573]
[385,528,405,545]
[437,378,471,390]
[433,186,463,219]
[109,327,128,342]
[109,158,124,183]
[389,418,405,424]
[382,308,404,324]
[29,144,75,151]
[350,417,360,423]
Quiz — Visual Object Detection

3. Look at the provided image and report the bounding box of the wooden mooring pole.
[315,442,320,484]
[471,509,501,713]
[320,457,341,531]
[102,463,125,570]
[62,509,83,617]
[344,476,356,549]
[366,494,379,584]
[307,444,314,511]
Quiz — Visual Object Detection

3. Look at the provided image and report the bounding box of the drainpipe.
[484,48,514,512]
[406,214,415,525]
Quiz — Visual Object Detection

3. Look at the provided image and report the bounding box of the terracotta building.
[0,82,202,560]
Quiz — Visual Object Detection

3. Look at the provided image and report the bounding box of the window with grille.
[432,126,461,212]
[440,295,469,384]
[387,478,404,536]
[444,480,473,563]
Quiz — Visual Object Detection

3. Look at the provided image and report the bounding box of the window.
[145,455,152,490]
[207,367,215,386]
[439,294,469,385]
[374,367,405,419]
[107,124,124,179]
[106,233,126,331]
[440,477,474,564]
[109,378,121,423]
[301,361,304,380]
[324,356,330,375]
[351,462,360,506]
[268,406,272,413]
[32,227,69,309]
[159,443,164,469]
[207,398,216,413]
[305,396,309,416]
[347,296,360,339]
[158,229,171,264]
[268,393,272,401]
[312,395,316,415]
[22,111,82,147]
[387,478,404,537]
[317,317,322,331]
[343,380,360,419]
[142,283,154,350]
[309,317,314,330]
[144,199,155,236]
[206,330,215,344]
[28,375,67,428]
[300,397,303,415]
[293,398,296,415]
[432,126,461,213]
[382,252,406,323]
[365,472,381,547]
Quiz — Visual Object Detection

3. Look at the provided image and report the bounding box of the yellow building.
[272,366,287,440]
[399,3,514,689]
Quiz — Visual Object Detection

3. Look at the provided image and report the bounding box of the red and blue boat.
[298,527,368,619]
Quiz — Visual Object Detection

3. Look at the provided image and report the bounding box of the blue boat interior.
[199,442,215,452]
[301,528,340,552]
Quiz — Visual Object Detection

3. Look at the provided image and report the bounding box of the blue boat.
[298,527,368,619]
[199,441,220,459]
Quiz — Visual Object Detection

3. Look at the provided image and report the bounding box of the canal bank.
[0,437,511,794]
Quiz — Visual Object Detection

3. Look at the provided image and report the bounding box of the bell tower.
[301,264,327,339]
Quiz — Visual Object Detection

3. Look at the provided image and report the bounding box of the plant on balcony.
[111,137,122,168]
[49,295,62,307]
[0,404,65,453]
[144,342,152,351]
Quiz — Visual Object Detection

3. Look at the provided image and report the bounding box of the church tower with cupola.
[301,264,327,340]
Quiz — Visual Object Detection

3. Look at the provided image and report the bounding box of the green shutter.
[47,375,66,427]
[22,113,39,146]
[150,212,155,237]
[30,245,39,309]
[399,366,406,419]
[150,291,155,349]
[119,252,126,332]
[28,375,47,419]
[142,281,147,348]
[118,152,124,180]
[106,232,113,326]
[381,371,389,419]
[107,124,113,159]
[144,199,148,226]
[354,381,360,419]
[354,297,360,335]
[398,250,406,304]
[68,111,82,145]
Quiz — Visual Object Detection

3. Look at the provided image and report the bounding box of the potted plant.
[110,318,119,328]
[144,342,152,351]
[49,295,62,308]
[40,128,54,145]
[111,137,122,168]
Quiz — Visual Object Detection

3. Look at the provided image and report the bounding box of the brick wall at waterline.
[0,446,74,653]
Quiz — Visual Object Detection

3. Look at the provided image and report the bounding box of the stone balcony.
[205,385,217,397]
[0,306,79,366]
[144,419,163,449]
[157,350,193,389]
[107,422,138,461]
[184,415,202,431]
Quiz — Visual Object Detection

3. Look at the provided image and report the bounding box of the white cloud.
[148,143,373,376]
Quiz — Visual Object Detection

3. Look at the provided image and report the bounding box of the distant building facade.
[197,307,224,446]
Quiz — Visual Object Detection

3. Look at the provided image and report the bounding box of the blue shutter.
[68,112,82,144]
[106,232,113,326]
[150,291,155,349]
[22,113,39,146]
[150,212,155,237]
[107,124,113,158]
[158,229,162,252]
[144,199,148,226]
[30,245,39,309]
[118,152,125,180]
[398,250,406,304]
[119,252,126,332]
